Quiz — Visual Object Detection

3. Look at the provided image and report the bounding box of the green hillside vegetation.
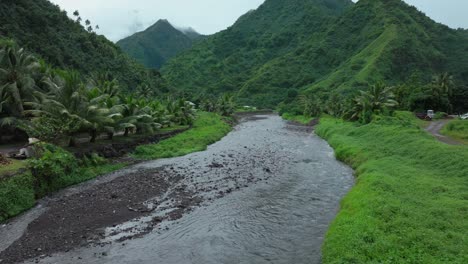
[117,19,203,69]
[0,0,165,92]
[316,113,468,263]
[162,0,354,107]
[162,0,468,110]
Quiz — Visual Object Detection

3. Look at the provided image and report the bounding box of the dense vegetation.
[162,0,468,110]
[162,0,353,107]
[0,0,166,92]
[117,19,203,69]
[316,112,468,263]
[0,42,201,146]
[0,146,124,222]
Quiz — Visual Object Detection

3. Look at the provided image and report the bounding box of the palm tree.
[431,72,454,112]
[432,73,454,97]
[0,46,39,121]
[299,94,322,117]
[349,82,398,124]
[216,94,236,116]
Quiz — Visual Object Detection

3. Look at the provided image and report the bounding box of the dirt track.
[425,120,461,145]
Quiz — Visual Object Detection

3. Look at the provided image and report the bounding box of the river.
[14,114,353,264]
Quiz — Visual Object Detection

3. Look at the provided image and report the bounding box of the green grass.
[0,159,27,177]
[441,120,468,144]
[281,113,314,125]
[133,112,232,159]
[316,112,468,263]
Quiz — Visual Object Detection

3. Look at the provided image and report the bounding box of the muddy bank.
[68,127,189,159]
[0,114,353,264]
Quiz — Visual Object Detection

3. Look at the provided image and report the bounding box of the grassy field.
[133,112,232,159]
[441,120,468,144]
[281,113,314,125]
[316,112,468,263]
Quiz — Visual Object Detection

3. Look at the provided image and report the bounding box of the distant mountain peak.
[117,19,205,69]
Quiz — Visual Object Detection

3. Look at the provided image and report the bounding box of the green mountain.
[162,0,468,108]
[0,0,164,91]
[117,19,203,69]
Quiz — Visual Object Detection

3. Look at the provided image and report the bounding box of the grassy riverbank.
[316,112,468,263]
[441,120,468,144]
[281,113,314,125]
[134,112,232,159]
[0,112,231,222]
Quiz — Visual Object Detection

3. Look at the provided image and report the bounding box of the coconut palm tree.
[216,94,236,117]
[349,82,398,124]
[0,46,40,122]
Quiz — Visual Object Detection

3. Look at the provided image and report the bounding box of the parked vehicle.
[427,110,435,120]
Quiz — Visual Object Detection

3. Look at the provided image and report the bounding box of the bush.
[0,173,35,222]
[434,112,448,119]
[29,143,79,197]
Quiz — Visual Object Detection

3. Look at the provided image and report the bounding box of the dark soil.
[0,167,203,264]
[69,128,189,159]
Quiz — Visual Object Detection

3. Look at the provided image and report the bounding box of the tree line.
[0,44,235,147]
[281,72,467,124]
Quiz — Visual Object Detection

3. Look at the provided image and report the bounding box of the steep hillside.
[304,0,468,94]
[117,20,203,69]
[0,0,164,91]
[162,0,468,107]
[162,0,354,107]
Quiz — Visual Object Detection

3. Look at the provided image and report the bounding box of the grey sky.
[49,0,468,42]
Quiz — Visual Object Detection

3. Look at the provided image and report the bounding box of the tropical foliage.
[0,44,198,146]
[0,0,165,91]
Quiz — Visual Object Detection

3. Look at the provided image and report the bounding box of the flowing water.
[23,114,354,264]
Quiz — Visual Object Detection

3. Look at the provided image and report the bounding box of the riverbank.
[0,112,232,224]
[281,113,315,125]
[316,112,468,263]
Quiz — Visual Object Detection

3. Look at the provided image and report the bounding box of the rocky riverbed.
[0,114,354,264]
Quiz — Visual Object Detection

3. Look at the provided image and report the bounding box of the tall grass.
[133,112,232,159]
[441,120,468,144]
[281,113,314,125]
[316,112,468,263]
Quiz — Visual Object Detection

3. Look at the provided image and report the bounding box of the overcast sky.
[49,0,468,42]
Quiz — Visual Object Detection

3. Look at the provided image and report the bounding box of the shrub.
[29,143,79,197]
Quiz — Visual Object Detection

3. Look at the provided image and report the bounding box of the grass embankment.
[1,112,231,222]
[0,158,123,222]
[0,159,27,177]
[134,112,232,159]
[281,113,314,125]
[441,120,468,144]
[316,112,468,263]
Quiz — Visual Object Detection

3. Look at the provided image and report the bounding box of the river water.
[24,114,354,264]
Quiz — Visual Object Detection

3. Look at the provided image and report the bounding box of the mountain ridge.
[161,0,468,107]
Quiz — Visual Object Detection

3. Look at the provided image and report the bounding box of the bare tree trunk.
[107,132,114,140]
[124,128,129,137]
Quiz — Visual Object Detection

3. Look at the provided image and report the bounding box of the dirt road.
[425,120,461,145]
